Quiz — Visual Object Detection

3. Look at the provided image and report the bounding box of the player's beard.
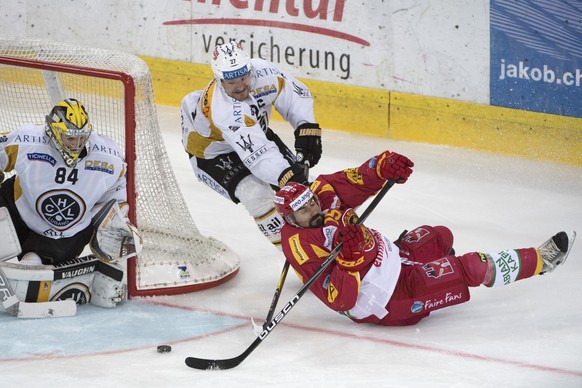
[231,85,250,101]
[309,213,324,228]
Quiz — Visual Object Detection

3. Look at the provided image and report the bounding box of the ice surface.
[1,105,580,388]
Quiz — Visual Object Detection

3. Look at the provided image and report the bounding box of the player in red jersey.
[274,150,574,325]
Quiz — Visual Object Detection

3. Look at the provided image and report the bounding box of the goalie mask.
[45,98,92,167]
[211,42,252,81]
[274,182,322,228]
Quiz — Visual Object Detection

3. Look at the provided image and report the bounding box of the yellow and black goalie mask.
[45,98,92,167]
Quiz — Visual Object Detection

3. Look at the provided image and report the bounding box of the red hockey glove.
[376,151,414,184]
[333,224,378,271]
[294,123,322,167]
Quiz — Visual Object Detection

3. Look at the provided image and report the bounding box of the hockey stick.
[185,179,396,370]
[261,162,310,329]
[261,261,290,330]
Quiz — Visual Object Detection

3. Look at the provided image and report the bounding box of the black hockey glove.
[277,164,309,188]
[294,123,322,167]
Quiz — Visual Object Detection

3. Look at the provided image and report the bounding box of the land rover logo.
[36,190,86,230]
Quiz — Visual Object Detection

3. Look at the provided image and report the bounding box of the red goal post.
[0,36,239,297]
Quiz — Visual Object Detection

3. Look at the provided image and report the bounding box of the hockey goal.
[0,35,240,297]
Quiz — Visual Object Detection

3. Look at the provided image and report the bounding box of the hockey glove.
[90,199,143,263]
[376,151,414,184]
[294,123,322,167]
[278,164,309,188]
[333,224,378,271]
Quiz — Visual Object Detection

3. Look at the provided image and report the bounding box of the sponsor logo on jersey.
[14,134,50,144]
[36,190,86,230]
[251,84,277,98]
[418,292,464,311]
[242,145,268,167]
[89,143,124,159]
[411,301,424,313]
[236,134,254,152]
[84,160,115,175]
[27,152,57,166]
[322,274,330,289]
[0,135,7,143]
[477,252,488,263]
[215,155,234,171]
[254,66,280,78]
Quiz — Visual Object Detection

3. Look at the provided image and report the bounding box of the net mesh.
[0,35,239,295]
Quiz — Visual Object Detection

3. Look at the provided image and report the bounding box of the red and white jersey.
[181,58,316,186]
[280,155,402,320]
[0,123,128,239]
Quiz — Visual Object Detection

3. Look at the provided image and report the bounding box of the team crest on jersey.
[36,189,86,230]
[27,153,57,166]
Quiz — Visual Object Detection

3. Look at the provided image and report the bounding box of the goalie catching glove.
[90,199,143,263]
[333,224,378,271]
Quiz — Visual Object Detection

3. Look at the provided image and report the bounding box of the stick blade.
[16,299,77,318]
[185,356,242,370]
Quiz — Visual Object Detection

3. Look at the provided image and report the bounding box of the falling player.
[273,150,575,325]
[181,41,322,249]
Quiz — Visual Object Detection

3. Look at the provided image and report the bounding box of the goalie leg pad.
[90,262,126,308]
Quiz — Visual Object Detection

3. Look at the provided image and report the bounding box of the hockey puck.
[157,345,172,353]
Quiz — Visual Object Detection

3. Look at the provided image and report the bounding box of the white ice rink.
[1,105,581,387]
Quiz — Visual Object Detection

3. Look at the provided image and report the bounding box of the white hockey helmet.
[211,42,252,81]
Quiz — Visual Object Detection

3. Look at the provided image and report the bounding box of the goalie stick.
[185,179,396,370]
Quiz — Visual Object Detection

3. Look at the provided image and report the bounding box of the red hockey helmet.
[274,182,317,219]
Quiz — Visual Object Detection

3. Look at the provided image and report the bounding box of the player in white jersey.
[0,98,136,265]
[181,41,322,248]
[0,99,143,313]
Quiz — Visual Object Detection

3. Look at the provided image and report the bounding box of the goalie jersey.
[181,57,316,187]
[0,123,128,239]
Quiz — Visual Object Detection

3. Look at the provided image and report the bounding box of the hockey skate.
[538,231,576,274]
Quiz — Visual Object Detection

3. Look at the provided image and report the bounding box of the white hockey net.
[0,35,240,297]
